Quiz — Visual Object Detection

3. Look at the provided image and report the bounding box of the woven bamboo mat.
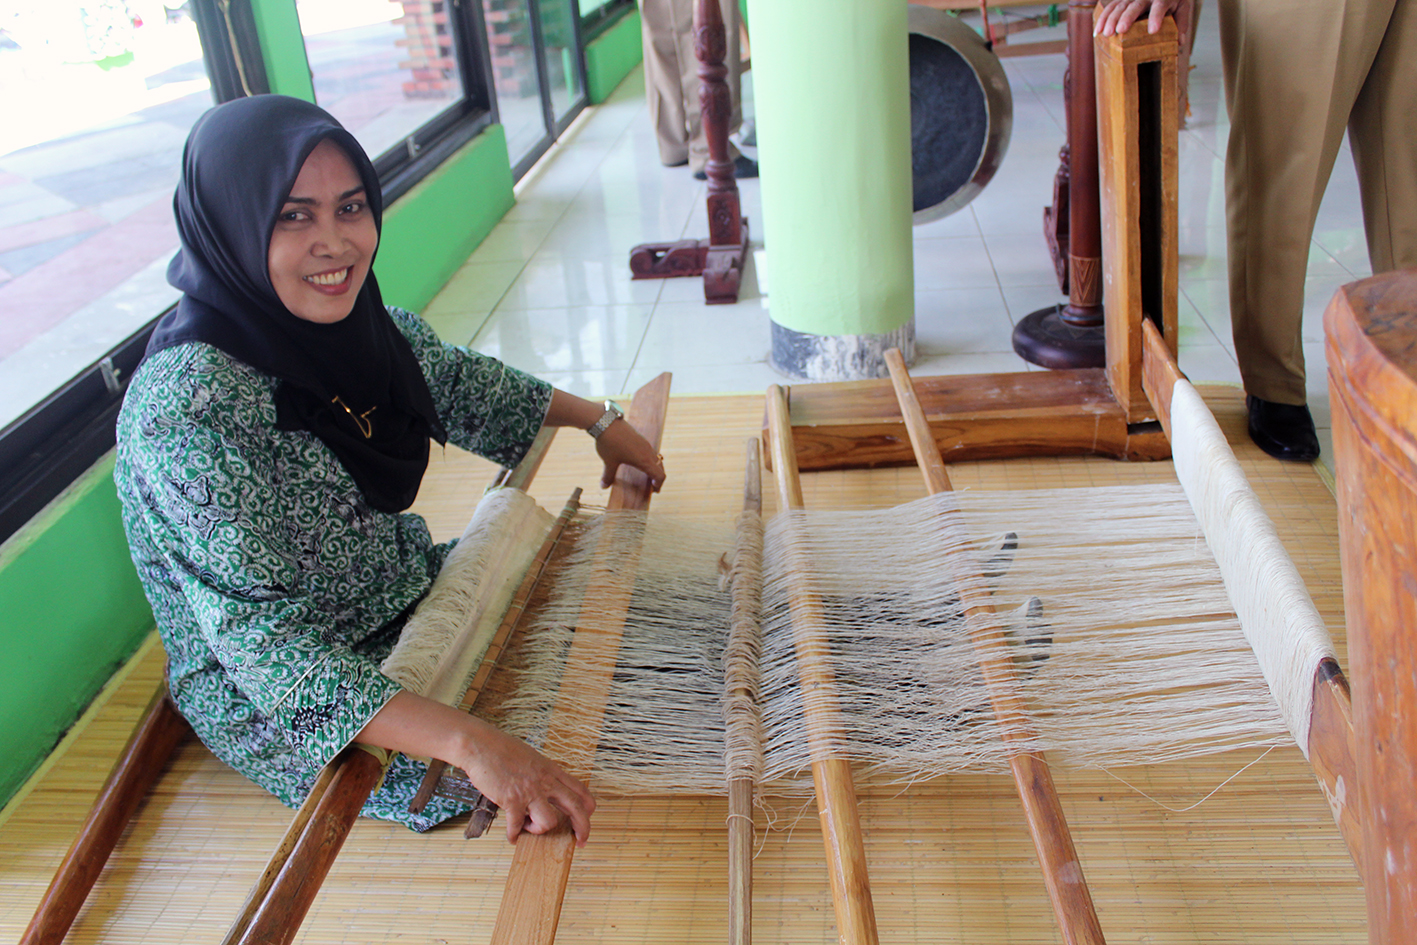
[0,385,1363,944]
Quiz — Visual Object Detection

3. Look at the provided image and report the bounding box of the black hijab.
[150,94,446,513]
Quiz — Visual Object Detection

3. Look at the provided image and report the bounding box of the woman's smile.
[268,139,378,323]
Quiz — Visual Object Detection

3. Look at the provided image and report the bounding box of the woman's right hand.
[356,691,596,845]
[1094,0,1189,38]
[453,716,597,846]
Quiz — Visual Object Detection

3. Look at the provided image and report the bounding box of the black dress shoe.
[1246,395,1320,462]
[693,155,759,180]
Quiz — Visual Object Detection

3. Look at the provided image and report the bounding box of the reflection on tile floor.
[424,10,1363,477]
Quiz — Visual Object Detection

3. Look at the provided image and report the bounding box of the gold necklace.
[330,395,376,438]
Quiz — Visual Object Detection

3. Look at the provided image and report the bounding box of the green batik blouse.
[114,307,552,830]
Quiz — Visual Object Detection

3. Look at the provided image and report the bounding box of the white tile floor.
[422,10,1371,474]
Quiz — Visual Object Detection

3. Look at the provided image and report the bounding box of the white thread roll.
[1168,381,1337,757]
[380,487,554,705]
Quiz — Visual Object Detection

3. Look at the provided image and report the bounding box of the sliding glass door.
[483,0,586,176]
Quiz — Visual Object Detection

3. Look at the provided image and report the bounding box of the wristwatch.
[586,400,623,439]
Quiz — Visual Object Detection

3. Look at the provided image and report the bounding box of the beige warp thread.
[483,482,1302,797]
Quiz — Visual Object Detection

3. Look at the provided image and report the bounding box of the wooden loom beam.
[765,384,881,945]
[489,372,672,945]
[727,437,763,945]
[1141,317,1365,878]
[20,685,191,945]
[225,427,565,945]
[885,349,1107,945]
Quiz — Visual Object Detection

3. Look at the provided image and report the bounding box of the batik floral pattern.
[114,308,552,830]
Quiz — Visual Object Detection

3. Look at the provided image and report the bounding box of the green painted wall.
[376,125,516,313]
[0,456,153,805]
[251,0,315,101]
[585,9,643,104]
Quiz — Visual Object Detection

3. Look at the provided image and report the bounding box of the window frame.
[0,0,503,544]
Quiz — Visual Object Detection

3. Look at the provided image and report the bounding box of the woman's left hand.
[594,418,666,492]
[545,389,667,493]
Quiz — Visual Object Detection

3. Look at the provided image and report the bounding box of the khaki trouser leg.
[1220,0,1399,404]
[1348,0,1417,275]
[640,0,693,165]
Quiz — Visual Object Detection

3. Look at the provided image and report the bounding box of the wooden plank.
[489,372,672,945]
[885,350,1107,945]
[771,369,1170,472]
[765,385,881,945]
[1096,12,1179,424]
[20,686,190,945]
[1140,318,1184,440]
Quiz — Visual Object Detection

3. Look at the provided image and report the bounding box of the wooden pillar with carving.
[1013,0,1107,368]
[628,0,749,304]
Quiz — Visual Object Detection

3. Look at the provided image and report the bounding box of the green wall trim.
[0,453,153,807]
[584,9,643,104]
[251,0,315,101]
[375,124,516,314]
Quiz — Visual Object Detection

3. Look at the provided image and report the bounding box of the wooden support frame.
[1326,270,1417,940]
[884,349,1107,945]
[767,15,1179,471]
[489,372,672,945]
[1096,11,1180,423]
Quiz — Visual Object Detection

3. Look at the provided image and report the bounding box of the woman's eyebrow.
[280,186,365,207]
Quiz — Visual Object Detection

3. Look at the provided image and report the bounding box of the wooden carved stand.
[628,0,750,304]
[1012,0,1109,368]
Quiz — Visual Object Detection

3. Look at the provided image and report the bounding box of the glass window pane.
[300,0,466,161]
[482,0,547,165]
[536,0,580,125]
[0,2,211,430]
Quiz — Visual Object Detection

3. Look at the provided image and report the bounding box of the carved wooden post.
[1013,0,1107,368]
[696,0,749,303]
[629,0,749,304]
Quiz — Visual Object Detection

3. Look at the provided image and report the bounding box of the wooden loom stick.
[885,349,1107,945]
[415,487,586,836]
[1141,318,1365,877]
[726,437,764,945]
[765,384,881,945]
[227,427,564,945]
[490,372,672,945]
[20,684,191,945]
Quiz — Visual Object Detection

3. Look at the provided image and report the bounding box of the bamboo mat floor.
[0,385,1363,944]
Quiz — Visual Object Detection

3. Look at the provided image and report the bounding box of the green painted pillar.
[749,0,914,379]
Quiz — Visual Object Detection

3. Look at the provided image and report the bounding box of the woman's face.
[267,139,378,324]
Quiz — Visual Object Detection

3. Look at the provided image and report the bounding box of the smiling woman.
[267,139,379,325]
[112,94,664,841]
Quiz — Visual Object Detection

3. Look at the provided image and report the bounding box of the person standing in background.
[1097,0,1417,461]
[639,0,758,180]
